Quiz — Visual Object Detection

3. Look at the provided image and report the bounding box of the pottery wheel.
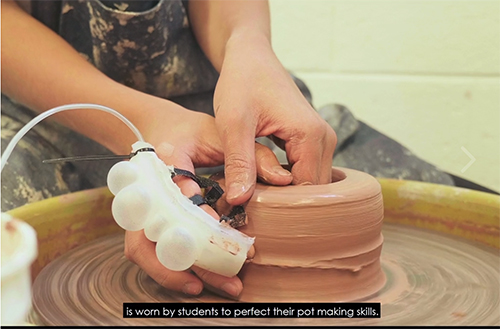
[30,224,500,326]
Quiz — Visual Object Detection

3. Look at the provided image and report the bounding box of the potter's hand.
[214,34,337,205]
[124,103,238,297]
[123,101,271,297]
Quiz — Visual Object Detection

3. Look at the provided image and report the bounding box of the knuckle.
[310,117,337,149]
[254,143,273,163]
[123,244,135,262]
[124,233,139,262]
[225,152,252,172]
[196,269,214,284]
[286,127,307,147]
[157,271,173,289]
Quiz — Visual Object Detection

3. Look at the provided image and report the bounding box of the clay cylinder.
[213,167,386,302]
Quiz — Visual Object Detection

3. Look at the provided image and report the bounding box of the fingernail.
[227,182,247,201]
[247,246,256,260]
[273,166,292,176]
[221,283,240,297]
[299,181,313,186]
[183,282,202,296]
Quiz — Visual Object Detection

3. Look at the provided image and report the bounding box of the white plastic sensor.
[107,141,255,277]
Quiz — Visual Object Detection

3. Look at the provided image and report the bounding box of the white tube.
[0,103,144,172]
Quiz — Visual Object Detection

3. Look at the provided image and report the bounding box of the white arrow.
[461,147,476,173]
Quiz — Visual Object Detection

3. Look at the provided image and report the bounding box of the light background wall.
[269,0,500,192]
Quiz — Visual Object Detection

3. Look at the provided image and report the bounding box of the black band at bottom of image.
[123,302,381,318]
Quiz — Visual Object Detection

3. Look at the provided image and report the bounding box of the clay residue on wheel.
[30,224,500,325]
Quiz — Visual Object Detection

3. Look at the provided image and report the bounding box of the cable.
[0,103,144,172]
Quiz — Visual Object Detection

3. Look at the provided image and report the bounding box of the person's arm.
[188,0,337,205]
[1,0,249,297]
[2,0,173,155]
[187,0,271,72]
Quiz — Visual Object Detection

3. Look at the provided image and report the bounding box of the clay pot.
[211,167,386,302]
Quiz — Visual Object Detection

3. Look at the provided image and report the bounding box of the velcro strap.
[189,194,207,206]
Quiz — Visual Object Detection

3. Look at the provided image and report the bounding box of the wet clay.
[210,167,386,302]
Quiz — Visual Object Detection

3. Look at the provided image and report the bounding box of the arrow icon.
[461,147,476,173]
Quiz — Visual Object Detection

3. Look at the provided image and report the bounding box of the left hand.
[123,97,278,298]
[213,32,337,205]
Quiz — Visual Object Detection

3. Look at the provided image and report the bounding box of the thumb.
[216,120,257,205]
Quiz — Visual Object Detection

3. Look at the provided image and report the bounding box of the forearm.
[187,0,271,71]
[1,1,173,154]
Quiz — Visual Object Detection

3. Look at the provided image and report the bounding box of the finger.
[124,230,203,295]
[269,135,286,151]
[206,174,256,259]
[161,148,202,198]
[216,116,257,205]
[286,140,323,185]
[191,266,243,298]
[158,144,255,257]
[156,143,255,265]
[158,145,220,219]
[255,142,292,186]
[285,122,337,185]
[319,126,337,184]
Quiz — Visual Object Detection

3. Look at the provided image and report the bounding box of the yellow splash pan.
[6,178,500,280]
